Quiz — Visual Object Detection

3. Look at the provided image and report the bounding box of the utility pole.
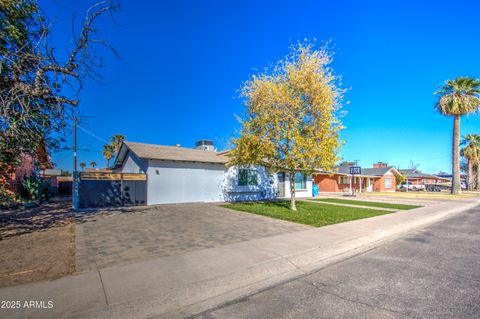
[74,116,77,172]
[72,116,79,210]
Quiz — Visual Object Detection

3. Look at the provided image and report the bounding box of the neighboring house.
[41,168,61,192]
[2,153,36,194]
[398,169,451,186]
[313,162,400,193]
[112,140,313,205]
[2,139,53,195]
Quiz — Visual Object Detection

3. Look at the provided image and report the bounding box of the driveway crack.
[96,266,109,306]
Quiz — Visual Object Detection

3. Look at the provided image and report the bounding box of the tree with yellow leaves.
[229,42,345,211]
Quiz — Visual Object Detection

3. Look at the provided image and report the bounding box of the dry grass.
[0,223,75,287]
[0,201,76,287]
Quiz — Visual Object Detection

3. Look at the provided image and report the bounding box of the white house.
[113,140,313,205]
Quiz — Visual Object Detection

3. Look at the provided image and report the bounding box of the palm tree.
[110,134,126,153]
[90,161,97,168]
[79,162,86,171]
[435,77,480,194]
[477,162,480,191]
[102,144,115,168]
[460,134,480,191]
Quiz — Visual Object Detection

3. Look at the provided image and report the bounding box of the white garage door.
[146,160,225,205]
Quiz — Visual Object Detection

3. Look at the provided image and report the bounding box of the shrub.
[0,184,16,206]
[22,174,42,200]
[39,180,53,201]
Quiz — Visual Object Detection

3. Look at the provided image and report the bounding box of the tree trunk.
[467,160,473,191]
[476,163,480,191]
[106,159,110,168]
[451,115,461,195]
[290,171,297,211]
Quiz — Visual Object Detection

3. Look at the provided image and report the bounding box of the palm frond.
[434,76,480,116]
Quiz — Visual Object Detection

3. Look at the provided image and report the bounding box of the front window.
[385,177,392,189]
[238,169,258,186]
[339,176,349,184]
[294,173,307,190]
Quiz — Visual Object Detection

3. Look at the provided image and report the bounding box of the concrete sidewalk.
[301,199,398,211]
[1,198,479,319]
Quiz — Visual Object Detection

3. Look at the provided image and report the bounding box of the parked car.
[424,181,466,192]
[398,183,425,192]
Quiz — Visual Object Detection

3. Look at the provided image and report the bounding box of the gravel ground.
[0,201,75,287]
[0,223,74,287]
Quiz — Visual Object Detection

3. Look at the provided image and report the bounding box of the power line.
[53,147,101,153]
[77,124,109,144]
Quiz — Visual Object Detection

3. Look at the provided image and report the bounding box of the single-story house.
[112,140,313,205]
[313,162,400,193]
[398,169,450,186]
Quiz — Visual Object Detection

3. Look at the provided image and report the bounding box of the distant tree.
[90,161,97,168]
[460,134,480,191]
[110,134,125,153]
[408,160,420,170]
[229,42,345,211]
[0,0,119,189]
[396,173,407,185]
[60,169,71,176]
[79,162,86,171]
[338,161,356,167]
[102,144,114,168]
[476,162,480,192]
[434,77,480,194]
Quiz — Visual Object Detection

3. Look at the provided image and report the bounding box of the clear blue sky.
[43,0,480,173]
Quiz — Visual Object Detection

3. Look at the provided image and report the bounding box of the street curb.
[175,198,480,319]
[70,198,480,319]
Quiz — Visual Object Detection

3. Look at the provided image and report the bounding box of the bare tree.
[0,0,119,186]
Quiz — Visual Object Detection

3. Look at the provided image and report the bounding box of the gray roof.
[336,166,398,177]
[398,169,448,179]
[117,141,229,164]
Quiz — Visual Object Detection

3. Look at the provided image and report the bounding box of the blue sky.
[43,0,480,173]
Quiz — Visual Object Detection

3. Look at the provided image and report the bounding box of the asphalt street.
[196,205,480,319]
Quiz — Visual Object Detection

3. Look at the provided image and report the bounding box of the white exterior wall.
[146,162,278,205]
[223,165,277,201]
[118,151,147,173]
[283,173,313,199]
[146,160,225,205]
[118,153,282,205]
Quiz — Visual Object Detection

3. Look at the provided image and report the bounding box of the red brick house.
[1,138,53,196]
[313,162,400,193]
[2,153,36,194]
[398,169,450,186]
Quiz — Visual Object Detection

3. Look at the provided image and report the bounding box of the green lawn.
[222,201,392,227]
[312,198,422,210]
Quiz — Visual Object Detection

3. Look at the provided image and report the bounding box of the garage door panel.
[147,161,225,205]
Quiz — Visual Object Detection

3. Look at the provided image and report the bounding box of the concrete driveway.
[75,203,309,271]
